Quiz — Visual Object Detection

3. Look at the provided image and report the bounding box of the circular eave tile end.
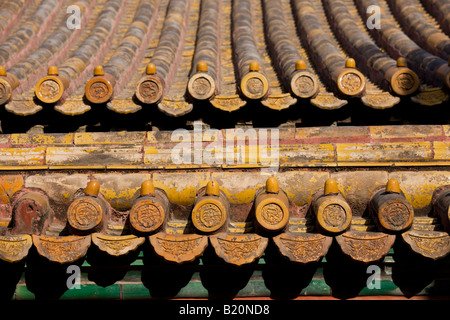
[316,199,352,233]
[255,197,289,232]
[445,70,450,90]
[337,69,366,97]
[378,200,414,232]
[129,199,166,233]
[0,78,13,105]
[192,198,227,233]
[67,197,103,232]
[390,68,420,96]
[35,76,64,104]
[290,71,319,99]
[85,77,114,104]
[135,75,164,104]
[188,73,216,100]
[240,72,269,100]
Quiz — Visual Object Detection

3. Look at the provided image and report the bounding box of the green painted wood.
[301,280,331,296]
[358,280,402,296]
[121,281,209,299]
[59,284,121,299]
[176,281,210,298]
[14,285,35,300]
[12,271,450,300]
[121,283,151,299]
[14,283,121,300]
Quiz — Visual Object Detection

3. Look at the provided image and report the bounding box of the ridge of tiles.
[0,0,448,120]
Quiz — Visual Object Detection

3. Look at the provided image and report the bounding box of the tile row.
[0,0,449,120]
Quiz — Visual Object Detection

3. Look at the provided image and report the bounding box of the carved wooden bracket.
[335,230,395,263]
[91,233,145,256]
[209,233,268,266]
[0,235,32,263]
[273,232,332,263]
[32,235,91,263]
[149,232,208,263]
